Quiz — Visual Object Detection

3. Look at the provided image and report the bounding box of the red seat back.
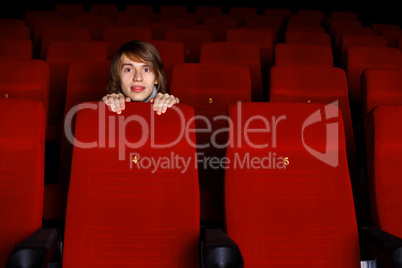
[0,99,45,267]
[225,102,360,267]
[63,102,199,267]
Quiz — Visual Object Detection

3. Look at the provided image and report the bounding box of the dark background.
[1,0,401,27]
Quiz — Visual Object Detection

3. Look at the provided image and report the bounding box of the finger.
[166,95,178,108]
[152,93,165,114]
[155,94,170,114]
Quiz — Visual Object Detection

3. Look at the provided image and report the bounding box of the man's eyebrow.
[120,63,151,68]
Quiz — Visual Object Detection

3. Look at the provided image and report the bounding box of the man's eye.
[124,68,132,72]
[144,68,150,72]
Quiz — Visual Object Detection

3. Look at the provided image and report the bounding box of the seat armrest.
[360,227,402,267]
[6,228,59,268]
[202,228,243,268]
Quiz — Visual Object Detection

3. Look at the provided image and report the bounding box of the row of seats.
[2,98,402,267]
[2,56,402,221]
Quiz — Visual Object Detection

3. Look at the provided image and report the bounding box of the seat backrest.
[63,102,199,268]
[170,63,251,152]
[274,43,333,67]
[0,98,45,267]
[0,25,30,39]
[340,35,388,64]
[59,60,111,185]
[200,41,263,101]
[226,29,274,69]
[270,65,358,183]
[46,40,108,141]
[149,40,184,93]
[361,68,402,116]
[285,32,332,46]
[164,29,213,63]
[344,46,402,103]
[225,102,360,267]
[0,38,32,59]
[103,26,152,59]
[40,27,91,59]
[365,105,402,239]
[169,63,251,222]
[0,60,49,127]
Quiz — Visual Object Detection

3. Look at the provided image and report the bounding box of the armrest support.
[360,227,402,267]
[6,228,59,268]
[202,228,243,268]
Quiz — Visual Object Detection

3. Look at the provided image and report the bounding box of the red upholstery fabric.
[137,22,177,40]
[103,26,152,59]
[63,102,199,267]
[285,32,332,46]
[43,60,111,221]
[0,99,45,267]
[286,25,326,33]
[361,68,402,116]
[270,65,358,183]
[46,40,108,141]
[0,38,32,60]
[365,105,402,239]
[344,46,402,103]
[200,42,263,101]
[164,29,213,63]
[340,35,388,65]
[0,60,49,128]
[0,25,30,39]
[149,40,184,93]
[226,29,274,70]
[40,27,91,59]
[225,102,360,267]
[170,63,251,222]
[274,43,333,67]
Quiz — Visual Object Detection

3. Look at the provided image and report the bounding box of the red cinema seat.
[164,29,212,63]
[25,10,61,29]
[340,35,388,66]
[286,25,326,33]
[203,16,238,28]
[228,7,257,25]
[138,22,177,40]
[274,43,333,67]
[297,9,325,20]
[102,26,152,59]
[329,11,358,21]
[62,102,199,267]
[0,98,45,267]
[381,29,402,47]
[149,40,185,93]
[33,18,78,58]
[40,27,91,59]
[225,102,361,267]
[371,23,400,35]
[361,68,402,116]
[159,5,188,16]
[43,60,111,221]
[344,46,402,103]
[328,20,362,36]
[73,13,114,40]
[269,65,358,184]
[55,3,84,19]
[0,60,49,127]
[46,40,108,142]
[0,38,32,59]
[287,14,323,26]
[365,105,402,240]
[285,32,332,46]
[124,4,154,16]
[226,28,274,71]
[333,26,374,60]
[200,42,263,101]
[170,63,251,223]
[0,25,30,39]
